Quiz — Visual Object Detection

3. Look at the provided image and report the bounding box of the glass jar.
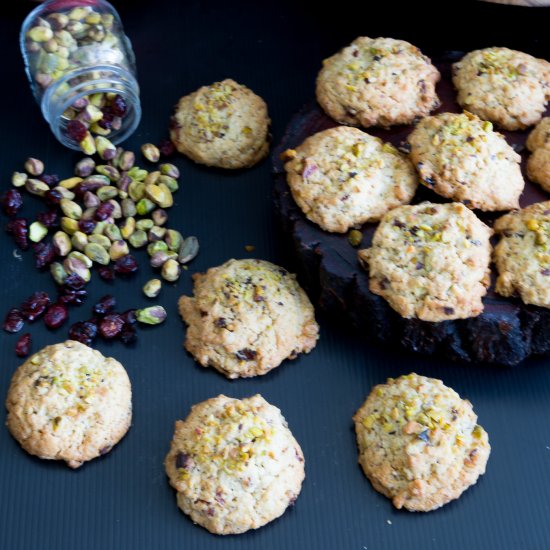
[20,0,141,153]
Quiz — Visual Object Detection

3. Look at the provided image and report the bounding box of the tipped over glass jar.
[20,0,141,153]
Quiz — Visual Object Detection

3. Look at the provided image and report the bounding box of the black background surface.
[1,1,550,549]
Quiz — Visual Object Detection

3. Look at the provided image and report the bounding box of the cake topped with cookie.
[453,47,550,130]
[316,37,440,128]
[408,111,524,211]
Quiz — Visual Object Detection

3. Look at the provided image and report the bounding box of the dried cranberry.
[68,321,97,345]
[66,119,88,142]
[21,291,50,321]
[99,314,124,339]
[97,266,115,281]
[44,189,63,206]
[97,109,114,130]
[93,294,116,315]
[37,210,59,228]
[2,189,23,216]
[119,323,136,344]
[121,309,137,325]
[39,174,59,187]
[78,219,96,234]
[44,303,69,329]
[158,139,175,157]
[65,273,86,290]
[110,95,127,117]
[15,333,31,358]
[33,241,57,269]
[3,308,24,333]
[114,254,138,275]
[59,288,87,305]
[235,348,257,361]
[6,218,29,250]
[94,202,114,221]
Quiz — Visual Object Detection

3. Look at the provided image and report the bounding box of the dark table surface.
[1,1,550,549]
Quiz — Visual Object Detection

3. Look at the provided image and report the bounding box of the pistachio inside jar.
[21,0,141,153]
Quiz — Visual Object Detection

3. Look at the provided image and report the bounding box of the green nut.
[92,220,107,235]
[52,231,72,256]
[149,226,166,242]
[63,257,91,282]
[29,221,48,243]
[118,151,135,171]
[69,250,93,268]
[127,167,148,181]
[158,175,178,193]
[348,229,363,247]
[96,166,120,182]
[104,223,122,241]
[75,158,95,178]
[165,229,182,251]
[141,143,160,162]
[136,305,167,325]
[28,25,54,42]
[107,199,122,219]
[53,186,76,200]
[79,132,97,155]
[68,7,89,20]
[50,262,68,285]
[59,176,84,189]
[136,198,156,215]
[83,174,110,187]
[71,231,89,251]
[152,209,168,226]
[161,259,181,282]
[120,217,136,240]
[88,234,112,248]
[61,217,79,235]
[145,183,173,208]
[128,229,148,248]
[144,171,160,186]
[60,198,82,220]
[136,218,154,231]
[96,185,118,202]
[90,122,111,136]
[47,13,69,30]
[147,241,168,256]
[109,240,129,261]
[128,182,145,201]
[25,178,49,196]
[12,172,28,188]
[143,279,162,298]
[159,163,180,178]
[95,136,116,161]
[83,243,110,265]
[150,251,170,268]
[178,236,199,264]
[121,198,137,218]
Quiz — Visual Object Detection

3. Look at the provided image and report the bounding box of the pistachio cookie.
[452,47,550,130]
[6,341,132,468]
[178,259,319,378]
[526,117,550,192]
[408,111,523,211]
[316,36,440,128]
[169,79,270,169]
[493,201,550,308]
[165,394,305,535]
[358,202,492,322]
[354,373,490,512]
[282,126,418,233]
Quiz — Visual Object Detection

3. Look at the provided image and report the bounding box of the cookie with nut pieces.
[526,117,550,192]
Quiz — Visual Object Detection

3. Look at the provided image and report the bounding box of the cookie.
[178,259,319,378]
[282,126,418,233]
[408,111,523,211]
[452,47,550,130]
[354,373,490,512]
[358,202,492,322]
[165,394,305,535]
[5,340,132,468]
[169,79,270,169]
[526,118,550,192]
[316,37,440,128]
[493,200,550,308]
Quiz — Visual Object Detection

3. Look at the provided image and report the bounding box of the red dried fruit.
[99,314,124,338]
[158,139,175,157]
[21,291,50,321]
[121,309,137,325]
[93,294,116,315]
[40,174,59,187]
[110,95,127,117]
[44,189,63,206]
[64,273,86,290]
[68,321,97,345]
[3,308,24,333]
[44,302,69,329]
[59,288,87,305]
[97,266,115,281]
[37,210,59,228]
[114,254,138,275]
[6,218,29,250]
[235,348,257,361]
[66,119,88,142]
[119,323,136,344]
[2,189,23,216]
[97,109,114,130]
[94,202,115,221]
[78,219,96,234]
[33,241,57,269]
[15,333,31,357]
